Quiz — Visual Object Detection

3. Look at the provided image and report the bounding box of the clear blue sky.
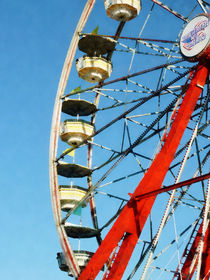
[0,1,80,279]
[0,1,208,280]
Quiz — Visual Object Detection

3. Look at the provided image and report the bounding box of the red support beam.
[176,221,210,280]
[78,64,209,280]
[133,173,210,201]
[107,233,139,279]
[200,223,210,279]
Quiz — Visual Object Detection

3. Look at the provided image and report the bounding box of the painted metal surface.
[151,0,188,21]
[177,221,210,280]
[134,173,210,201]
[195,177,210,280]
[200,223,210,279]
[49,0,96,277]
[78,64,209,279]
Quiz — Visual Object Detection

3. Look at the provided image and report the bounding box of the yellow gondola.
[76,56,112,83]
[60,119,94,146]
[59,185,88,212]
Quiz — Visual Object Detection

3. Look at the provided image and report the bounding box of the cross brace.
[78,63,209,279]
[132,173,210,201]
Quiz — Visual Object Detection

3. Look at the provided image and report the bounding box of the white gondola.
[70,251,94,274]
[57,251,94,276]
[59,185,88,212]
[76,56,112,83]
[60,119,94,146]
[104,0,141,21]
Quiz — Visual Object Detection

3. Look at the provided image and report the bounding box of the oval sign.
[180,14,209,61]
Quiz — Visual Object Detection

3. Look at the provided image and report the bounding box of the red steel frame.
[176,221,210,280]
[78,63,209,279]
[200,222,210,280]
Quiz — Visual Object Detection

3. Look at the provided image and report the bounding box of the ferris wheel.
[49,1,210,279]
